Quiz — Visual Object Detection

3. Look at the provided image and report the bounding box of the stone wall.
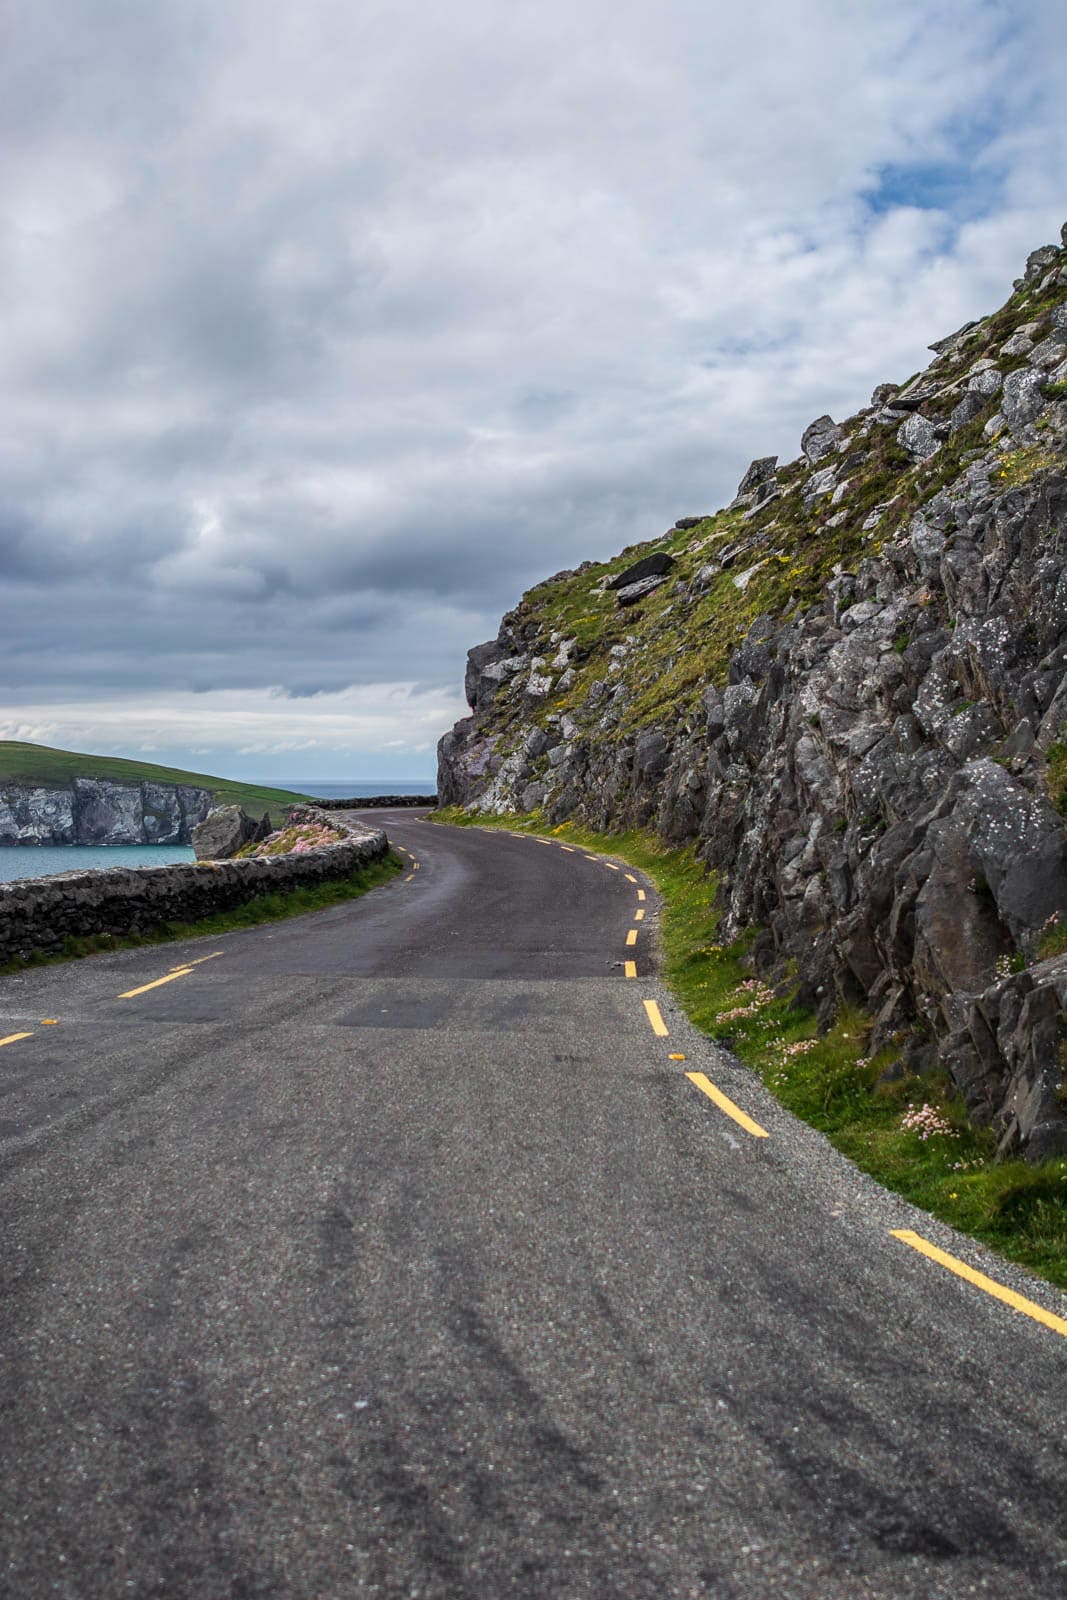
[0,808,389,967]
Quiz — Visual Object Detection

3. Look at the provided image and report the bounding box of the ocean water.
[279,780,436,799]
[0,844,195,884]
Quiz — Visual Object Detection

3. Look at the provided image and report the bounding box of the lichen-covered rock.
[438,224,1067,1159]
[192,805,258,860]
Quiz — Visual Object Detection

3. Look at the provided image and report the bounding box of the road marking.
[669,1053,686,1061]
[170,951,224,972]
[637,889,646,902]
[41,1019,59,1026]
[890,1230,1067,1338]
[604,862,619,872]
[624,873,637,883]
[686,1072,770,1139]
[626,928,638,947]
[0,1032,34,1049]
[120,967,194,999]
[412,860,419,869]
[405,873,415,883]
[634,909,645,921]
[643,1000,668,1037]
[624,961,637,978]
[560,845,575,853]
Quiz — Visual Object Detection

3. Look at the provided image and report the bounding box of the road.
[0,810,1064,1599]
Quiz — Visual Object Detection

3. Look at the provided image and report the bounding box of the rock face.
[439,225,1067,1161]
[0,778,212,846]
[192,805,259,860]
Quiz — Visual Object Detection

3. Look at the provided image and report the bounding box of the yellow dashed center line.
[120,967,194,999]
[637,889,646,902]
[405,873,415,883]
[170,951,224,972]
[625,929,638,947]
[604,862,619,872]
[624,873,637,884]
[0,1032,34,1049]
[686,1072,769,1139]
[634,909,645,922]
[643,999,668,1037]
[624,961,637,979]
[560,845,575,853]
[890,1230,1067,1338]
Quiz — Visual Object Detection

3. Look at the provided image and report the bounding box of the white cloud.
[0,0,1064,770]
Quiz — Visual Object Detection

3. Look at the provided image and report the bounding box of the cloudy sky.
[1,0,1064,782]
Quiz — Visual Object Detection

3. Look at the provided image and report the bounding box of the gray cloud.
[1,0,1065,774]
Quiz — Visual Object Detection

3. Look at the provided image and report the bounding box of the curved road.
[0,812,1064,1599]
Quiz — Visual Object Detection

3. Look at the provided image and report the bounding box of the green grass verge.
[0,854,404,976]
[436,807,1067,1290]
[0,740,314,815]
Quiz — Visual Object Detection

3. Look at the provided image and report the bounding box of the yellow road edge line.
[626,928,638,947]
[890,1230,1067,1339]
[604,862,619,871]
[624,873,637,883]
[643,999,668,1037]
[120,967,194,999]
[0,1032,34,1049]
[637,889,646,902]
[634,909,645,921]
[686,1072,770,1139]
[624,961,637,978]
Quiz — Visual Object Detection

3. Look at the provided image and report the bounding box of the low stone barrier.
[0,808,389,967]
[315,794,437,809]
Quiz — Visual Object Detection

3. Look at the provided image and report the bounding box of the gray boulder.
[616,575,668,607]
[606,552,675,591]
[1001,368,1047,432]
[801,415,842,464]
[192,805,259,860]
[897,413,941,460]
[1024,244,1060,282]
[735,456,778,497]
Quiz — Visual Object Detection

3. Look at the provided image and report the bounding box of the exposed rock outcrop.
[0,778,211,846]
[439,225,1067,1160]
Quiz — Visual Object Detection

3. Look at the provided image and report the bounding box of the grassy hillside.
[0,742,313,817]
[474,266,1067,752]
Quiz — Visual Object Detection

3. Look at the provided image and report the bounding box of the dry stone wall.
[0,808,388,967]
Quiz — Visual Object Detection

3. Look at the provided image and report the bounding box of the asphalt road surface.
[1,811,1065,1600]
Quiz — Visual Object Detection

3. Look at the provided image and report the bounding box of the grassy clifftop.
[476,257,1067,749]
[0,741,312,817]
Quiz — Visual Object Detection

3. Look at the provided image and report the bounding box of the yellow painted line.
[170,951,224,971]
[604,862,619,872]
[0,1032,34,1049]
[625,928,638,947]
[624,961,637,978]
[634,908,645,921]
[637,889,646,903]
[890,1230,1067,1339]
[405,873,415,883]
[41,1019,59,1026]
[669,1053,686,1061]
[560,845,575,853]
[533,838,552,845]
[120,967,194,999]
[643,999,668,1037]
[686,1072,769,1139]
[624,873,637,883]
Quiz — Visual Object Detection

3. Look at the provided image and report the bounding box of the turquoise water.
[0,845,195,883]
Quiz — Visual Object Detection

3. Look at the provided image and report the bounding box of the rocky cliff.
[439,225,1067,1161]
[0,778,212,847]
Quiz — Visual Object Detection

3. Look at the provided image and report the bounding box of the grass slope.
[0,741,313,817]
[436,809,1067,1293]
